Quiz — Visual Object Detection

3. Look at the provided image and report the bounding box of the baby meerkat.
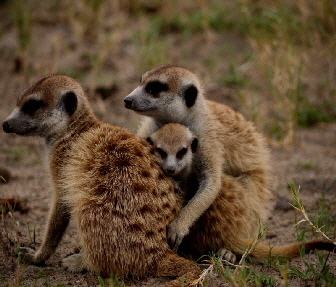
[2,75,201,286]
[148,123,336,261]
[146,122,198,183]
[124,65,271,249]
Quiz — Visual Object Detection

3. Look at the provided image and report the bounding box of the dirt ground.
[0,2,335,287]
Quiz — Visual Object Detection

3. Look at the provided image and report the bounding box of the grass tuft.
[289,183,335,243]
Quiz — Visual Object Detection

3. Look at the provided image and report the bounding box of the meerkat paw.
[62,253,86,273]
[17,246,47,266]
[17,247,36,263]
[218,248,237,264]
[168,219,189,252]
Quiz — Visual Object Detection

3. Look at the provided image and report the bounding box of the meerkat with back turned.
[124,65,271,249]
[2,75,201,286]
[147,123,336,260]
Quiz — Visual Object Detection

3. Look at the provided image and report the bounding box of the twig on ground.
[190,263,214,287]
[233,223,267,276]
[191,222,267,286]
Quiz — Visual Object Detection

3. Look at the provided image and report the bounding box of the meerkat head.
[2,75,88,138]
[146,123,198,179]
[124,65,204,122]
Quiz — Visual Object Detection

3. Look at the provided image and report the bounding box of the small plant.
[297,160,316,170]
[289,252,335,285]
[192,221,268,286]
[248,270,277,287]
[263,249,287,268]
[289,183,335,243]
[233,222,267,275]
[27,223,36,244]
[98,275,125,287]
[1,204,20,253]
[311,190,336,239]
[98,276,105,287]
[288,183,336,285]
[11,0,32,82]
[30,266,52,287]
[278,263,289,287]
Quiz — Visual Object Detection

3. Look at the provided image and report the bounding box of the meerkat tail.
[231,238,336,259]
[156,250,201,287]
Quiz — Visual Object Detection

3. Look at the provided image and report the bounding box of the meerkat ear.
[191,137,198,153]
[146,137,154,145]
[62,91,77,116]
[184,85,198,108]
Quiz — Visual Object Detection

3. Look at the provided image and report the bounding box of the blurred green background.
[1,0,335,142]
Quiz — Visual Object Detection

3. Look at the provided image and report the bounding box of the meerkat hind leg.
[156,250,201,287]
[62,252,87,273]
[218,248,238,264]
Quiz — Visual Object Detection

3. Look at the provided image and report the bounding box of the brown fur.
[179,173,336,260]
[125,65,271,249]
[131,66,335,258]
[2,75,201,285]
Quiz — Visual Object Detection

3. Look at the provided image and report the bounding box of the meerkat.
[146,122,198,186]
[2,75,201,286]
[124,65,271,249]
[147,123,336,261]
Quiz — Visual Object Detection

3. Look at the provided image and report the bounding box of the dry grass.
[6,0,335,141]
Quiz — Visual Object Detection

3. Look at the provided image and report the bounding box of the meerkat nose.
[124,98,133,109]
[166,167,176,176]
[2,121,12,133]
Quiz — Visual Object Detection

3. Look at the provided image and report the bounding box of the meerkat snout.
[2,76,80,138]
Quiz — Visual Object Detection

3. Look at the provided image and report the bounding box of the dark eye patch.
[21,99,44,115]
[145,81,168,96]
[176,148,187,159]
[156,148,167,159]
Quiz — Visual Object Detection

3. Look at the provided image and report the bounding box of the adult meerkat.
[124,65,271,249]
[2,75,201,286]
[147,123,336,260]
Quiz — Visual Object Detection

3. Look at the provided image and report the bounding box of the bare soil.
[0,2,335,286]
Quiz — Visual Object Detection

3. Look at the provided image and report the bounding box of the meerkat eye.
[21,99,44,115]
[176,148,187,159]
[145,81,168,96]
[156,148,167,159]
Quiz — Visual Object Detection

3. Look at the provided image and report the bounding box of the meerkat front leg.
[168,170,222,251]
[146,124,223,251]
[23,196,71,265]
